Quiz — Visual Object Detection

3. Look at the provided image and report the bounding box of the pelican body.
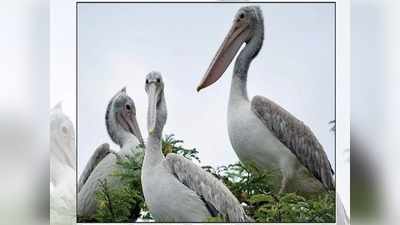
[142,72,249,222]
[197,6,334,194]
[78,88,144,220]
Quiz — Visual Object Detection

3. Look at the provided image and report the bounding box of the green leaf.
[206,215,225,222]
[249,194,275,205]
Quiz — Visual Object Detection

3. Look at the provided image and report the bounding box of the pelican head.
[197,6,264,91]
[106,87,144,147]
[50,102,75,170]
[145,71,167,137]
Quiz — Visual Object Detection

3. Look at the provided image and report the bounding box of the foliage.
[206,162,336,223]
[162,134,200,162]
[94,179,143,223]
[87,134,335,223]
[203,162,278,203]
[91,134,198,222]
[249,192,335,223]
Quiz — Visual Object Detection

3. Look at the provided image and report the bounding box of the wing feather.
[251,95,334,190]
[78,143,112,192]
[165,154,250,222]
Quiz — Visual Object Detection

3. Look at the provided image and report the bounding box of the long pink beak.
[197,19,250,92]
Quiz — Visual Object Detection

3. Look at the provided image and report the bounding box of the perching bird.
[50,102,76,225]
[197,6,334,194]
[78,87,144,220]
[141,72,250,222]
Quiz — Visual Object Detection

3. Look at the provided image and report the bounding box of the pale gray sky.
[77,3,335,176]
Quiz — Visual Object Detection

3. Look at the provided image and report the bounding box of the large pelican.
[141,72,250,222]
[78,88,144,220]
[197,6,334,194]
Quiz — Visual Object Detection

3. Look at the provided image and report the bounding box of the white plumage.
[50,103,76,225]
[142,72,249,222]
[78,88,144,219]
[197,6,334,194]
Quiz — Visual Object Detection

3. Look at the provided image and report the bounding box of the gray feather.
[165,154,250,222]
[251,95,334,190]
[77,143,111,192]
[200,195,219,217]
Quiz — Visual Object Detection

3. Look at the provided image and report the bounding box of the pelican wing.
[165,154,249,222]
[251,95,334,190]
[78,143,112,192]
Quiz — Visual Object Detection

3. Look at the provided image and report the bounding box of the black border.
[76,1,337,223]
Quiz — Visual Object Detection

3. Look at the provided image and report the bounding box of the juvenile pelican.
[78,87,144,220]
[141,72,249,222]
[197,6,334,194]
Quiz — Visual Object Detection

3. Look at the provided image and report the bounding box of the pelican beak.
[127,113,144,146]
[117,109,144,145]
[197,19,251,92]
[147,83,158,134]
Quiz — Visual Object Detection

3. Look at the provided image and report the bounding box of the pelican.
[197,6,334,194]
[141,72,250,222]
[50,103,75,225]
[78,87,144,220]
[50,102,75,186]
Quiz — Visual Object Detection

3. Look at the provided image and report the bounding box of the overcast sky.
[76,3,335,177]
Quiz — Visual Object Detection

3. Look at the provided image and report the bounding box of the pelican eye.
[156,78,161,83]
[145,79,149,84]
[125,104,131,111]
[239,13,245,19]
[61,126,68,134]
